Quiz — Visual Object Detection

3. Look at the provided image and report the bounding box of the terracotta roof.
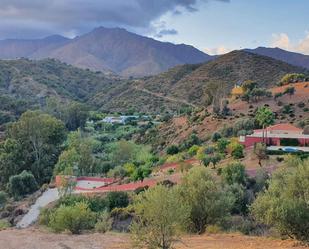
[254,123,302,133]
[266,123,302,131]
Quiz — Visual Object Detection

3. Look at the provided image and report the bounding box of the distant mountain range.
[245,47,309,70]
[0,27,211,77]
[1,27,309,77]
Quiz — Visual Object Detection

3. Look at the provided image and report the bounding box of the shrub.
[178,167,235,233]
[0,191,7,209]
[251,159,309,242]
[217,138,230,153]
[49,202,96,234]
[106,192,129,211]
[95,210,113,233]
[222,163,247,186]
[205,224,222,234]
[8,171,38,198]
[212,132,221,142]
[231,144,244,159]
[188,145,200,156]
[166,145,179,155]
[0,220,10,230]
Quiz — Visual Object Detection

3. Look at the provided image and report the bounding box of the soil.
[0,228,307,249]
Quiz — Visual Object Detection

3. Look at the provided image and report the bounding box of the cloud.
[204,46,232,55]
[271,32,309,55]
[155,29,178,38]
[0,0,229,39]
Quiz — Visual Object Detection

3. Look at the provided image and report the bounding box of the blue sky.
[0,0,308,55]
[152,0,309,54]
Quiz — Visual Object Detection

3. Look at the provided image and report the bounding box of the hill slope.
[0,58,121,123]
[91,50,307,113]
[0,27,211,77]
[245,47,309,69]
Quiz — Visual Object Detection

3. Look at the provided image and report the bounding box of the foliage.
[254,143,268,166]
[5,111,66,184]
[131,185,189,249]
[188,145,200,156]
[279,73,306,85]
[106,192,130,211]
[48,202,96,234]
[95,210,113,233]
[166,145,179,155]
[8,171,38,198]
[255,106,274,128]
[216,138,230,153]
[221,163,247,186]
[0,191,7,209]
[251,159,309,242]
[178,167,235,233]
[231,144,244,159]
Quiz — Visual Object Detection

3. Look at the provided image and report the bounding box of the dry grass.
[0,228,307,249]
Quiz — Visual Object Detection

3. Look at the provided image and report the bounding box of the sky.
[0,0,308,55]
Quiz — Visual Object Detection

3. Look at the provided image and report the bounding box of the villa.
[239,123,309,151]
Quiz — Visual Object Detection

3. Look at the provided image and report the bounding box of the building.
[239,123,309,148]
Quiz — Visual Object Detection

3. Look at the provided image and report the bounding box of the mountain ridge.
[0,27,211,77]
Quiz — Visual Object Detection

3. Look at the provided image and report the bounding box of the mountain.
[0,35,70,59]
[91,50,308,113]
[0,27,212,77]
[0,58,121,124]
[245,47,309,69]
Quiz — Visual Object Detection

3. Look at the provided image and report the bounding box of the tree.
[284,86,295,98]
[131,185,189,249]
[217,138,230,153]
[231,144,244,159]
[166,145,179,155]
[255,106,274,128]
[221,162,247,186]
[0,191,7,209]
[254,143,268,167]
[6,111,66,184]
[0,139,25,188]
[178,167,234,234]
[251,159,309,242]
[64,102,89,131]
[106,191,129,211]
[242,80,257,92]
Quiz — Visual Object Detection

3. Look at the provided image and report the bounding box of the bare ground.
[0,228,307,249]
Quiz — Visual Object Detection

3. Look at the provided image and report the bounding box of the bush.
[0,191,7,209]
[166,145,179,155]
[8,171,38,198]
[48,202,96,234]
[188,145,200,156]
[0,220,10,230]
[212,132,221,142]
[106,192,129,211]
[222,163,247,186]
[251,159,309,242]
[95,211,113,233]
[231,144,244,159]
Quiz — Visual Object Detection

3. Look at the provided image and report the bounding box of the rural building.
[239,123,309,149]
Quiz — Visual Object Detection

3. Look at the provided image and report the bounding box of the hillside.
[0,27,211,77]
[245,47,309,69]
[91,50,307,113]
[0,59,122,123]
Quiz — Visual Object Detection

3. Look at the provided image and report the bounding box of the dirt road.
[0,228,306,249]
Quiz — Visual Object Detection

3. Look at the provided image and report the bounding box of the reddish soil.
[0,228,306,249]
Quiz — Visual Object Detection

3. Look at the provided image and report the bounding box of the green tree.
[255,106,274,128]
[0,191,7,209]
[178,167,234,233]
[284,86,295,98]
[166,145,179,155]
[6,111,66,184]
[0,139,25,188]
[131,185,189,249]
[221,162,247,186]
[251,159,309,242]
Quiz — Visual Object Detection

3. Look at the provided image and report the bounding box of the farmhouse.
[239,123,309,150]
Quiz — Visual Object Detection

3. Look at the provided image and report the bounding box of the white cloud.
[271,32,309,55]
[204,46,232,55]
